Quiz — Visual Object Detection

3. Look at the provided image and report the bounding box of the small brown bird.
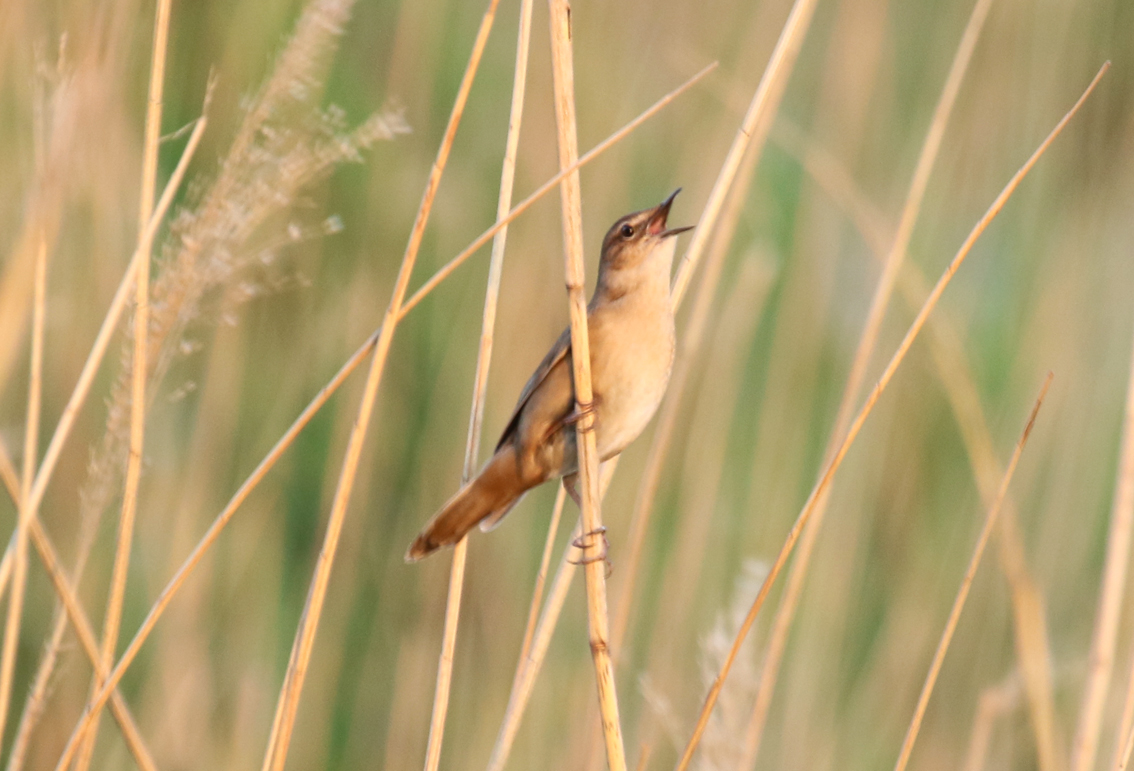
[406,190,692,562]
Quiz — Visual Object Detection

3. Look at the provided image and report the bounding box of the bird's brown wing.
[496,327,573,451]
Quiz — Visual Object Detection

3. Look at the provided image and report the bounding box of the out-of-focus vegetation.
[0,0,1132,769]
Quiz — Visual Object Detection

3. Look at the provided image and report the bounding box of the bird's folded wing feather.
[496,327,573,451]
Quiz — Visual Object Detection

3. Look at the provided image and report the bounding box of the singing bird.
[406,190,692,562]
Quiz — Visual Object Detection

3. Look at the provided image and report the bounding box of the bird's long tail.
[405,444,527,561]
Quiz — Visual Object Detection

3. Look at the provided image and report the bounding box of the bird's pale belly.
[592,322,675,460]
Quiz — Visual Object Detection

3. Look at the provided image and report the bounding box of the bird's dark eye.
[620,223,635,239]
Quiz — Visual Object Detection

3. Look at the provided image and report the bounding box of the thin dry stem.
[1085,325,1134,771]
[25,516,158,771]
[422,0,531,765]
[610,0,821,713]
[742,0,993,761]
[259,3,500,769]
[76,3,171,766]
[0,234,47,746]
[674,62,1108,771]
[1120,726,1134,771]
[776,118,1062,771]
[893,374,1052,771]
[45,60,697,756]
[520,486,567,666]
[399,62,716,319]
[486,462,617,771]
[0,441,17,505]
[26,114,204,535]
[487,520,585,771]
[547,2,626,768]
[669,0,819,307]
[962,678,1020,771]
[44,112,205,771]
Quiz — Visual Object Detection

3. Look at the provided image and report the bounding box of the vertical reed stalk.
[546,1,626,768]
[422,0,531,766]
[75,2,171,767]
[0,234,47,747]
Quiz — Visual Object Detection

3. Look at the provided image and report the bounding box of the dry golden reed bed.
[0,0,1132,770]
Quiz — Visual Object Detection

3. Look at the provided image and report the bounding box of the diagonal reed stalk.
[740,0,994,763]
[893,374,1052,771]
[1089,318,1134,771]
[0,104,205,771]
[669,0,819,308]
[32,107,204,770]
[422,0,533,766]
[775,118,1062,771]
[256,3,502,770]
[673,62,1109,771]
[0,103,202,771]
[0,233,47,750]
[546,1,626,768]
[398,63,717,319]
[45,67,709,767]
[613,0,820,664]
[75,2,171,768]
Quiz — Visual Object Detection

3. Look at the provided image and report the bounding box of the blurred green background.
[1,0,1133,769]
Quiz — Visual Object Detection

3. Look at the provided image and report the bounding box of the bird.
[405,190,692,562]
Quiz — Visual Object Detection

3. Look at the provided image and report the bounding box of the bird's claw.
[564,398,600,432]
[569,526,612,577]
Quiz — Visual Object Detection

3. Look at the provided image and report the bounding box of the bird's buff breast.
[590,298,676,460]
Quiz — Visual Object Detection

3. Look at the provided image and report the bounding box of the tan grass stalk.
[1080,323,1134,771]
[0,234,47,746]
[24,114,204,542]
[38,111,203,771]
[486,462,616,771]
[894,374,1052,771]
[741,0,993,762]
[519,486,567,665]
[546,2,626,768]
[422,0,533,766]
[669,0,820,308]
[0,444,15,602]
[257,4,502,770]
[674,62,1109,771]
[399,63,717,319]
[610,0,819,670]
[0,442,17,504]
[486,518,585,771]
[75,3,172,767]
[3,101,201,771]
[23,515,158,771]
[1119,726,1134,771]
[962,677,1020,771]
[776,120,1062,771]
[45,66,698,756]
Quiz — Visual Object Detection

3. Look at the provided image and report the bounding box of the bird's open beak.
[647,188,694,238]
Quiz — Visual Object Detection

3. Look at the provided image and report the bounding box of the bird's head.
[598,189,693,274]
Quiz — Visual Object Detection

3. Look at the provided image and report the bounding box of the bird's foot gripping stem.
[563,397,600,432]
[570,526,612,577]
